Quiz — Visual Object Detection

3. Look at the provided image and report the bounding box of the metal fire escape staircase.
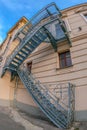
[17,66,74,129]
[1,3,74,128]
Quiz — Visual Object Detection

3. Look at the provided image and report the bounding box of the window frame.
[64,18,71,33]
[84,14,87,19]
[27,61,32,73]
[59,51,72,69]
[80,12,87,23]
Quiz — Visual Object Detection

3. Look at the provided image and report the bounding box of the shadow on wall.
[75,110,87,121]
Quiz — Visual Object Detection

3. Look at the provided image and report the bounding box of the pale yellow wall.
[0,3,87,121]
[0,17,29,105]
[0,35,10,56]
[16,4,87,120]
[62,4,87,39]
[0,71,11,106]
[16,37,87,121]
[15,79,37,107]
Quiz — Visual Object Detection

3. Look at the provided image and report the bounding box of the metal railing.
[17,64,74,128]
[14,2,61,39]
[4,17,61,69]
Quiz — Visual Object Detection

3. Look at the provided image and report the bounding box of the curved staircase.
[0,3,74,128]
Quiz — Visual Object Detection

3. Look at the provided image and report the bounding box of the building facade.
[0,3,87,128]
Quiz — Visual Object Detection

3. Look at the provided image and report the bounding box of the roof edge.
[8,16,28,35]
[61,2,87,12]
[0,16,28,47]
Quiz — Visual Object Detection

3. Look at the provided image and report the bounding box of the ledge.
[56,65,73,70]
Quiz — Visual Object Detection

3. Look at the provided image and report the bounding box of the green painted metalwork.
[17,65,74,128]
[0,3,74,128]
[42,26,57,51]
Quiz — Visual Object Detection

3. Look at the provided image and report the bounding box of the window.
[80,13,87,22]
[84,14,87,19]
[64,18,71,32]
[27,62,32,73]
[59,51,72,68]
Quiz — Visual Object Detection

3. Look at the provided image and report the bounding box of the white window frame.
[80,12,87,23]
[64,18,71,33]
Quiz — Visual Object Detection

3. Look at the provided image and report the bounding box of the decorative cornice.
[8,17,28,35]
[61,3,87,14]
[75,6,87,13]
[61,13,68,18]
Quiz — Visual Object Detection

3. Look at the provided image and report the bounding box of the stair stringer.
[17,66,74,129]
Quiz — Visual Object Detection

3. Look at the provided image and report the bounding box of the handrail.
[20,65,59,100]
[19,64,72,111]
[4,17,59,68]
[18,71,68,117]
[17,64,74,127]
[29,69,70,108]
[14,2,61,39]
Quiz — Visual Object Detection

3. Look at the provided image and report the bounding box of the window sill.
[56,65,73,70]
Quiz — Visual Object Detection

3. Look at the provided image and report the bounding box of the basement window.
[59,51,72,68]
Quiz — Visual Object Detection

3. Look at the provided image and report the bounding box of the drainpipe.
[13,76,18,108]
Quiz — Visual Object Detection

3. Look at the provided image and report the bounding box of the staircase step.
[31,91,67,128]
[28,41,36,49]
[21,49,29,55]
[15,56,23,61]
[22,48,30,53]
[18,51,27,56]
[21,30,28,35]
[24,44,33,51]
[23,79,67,126]
[9,64,17,69]
[31,37,40,45]
[39,29,48,39]
[33,35,42,43]
[23,46,31,52]
[35,33,43,41]
[30,38,38,48]
[26,88,64,128]
[18,51,27,57]
[34,33,43,42]
[10,63,18,68]
[12,59,20,65]
[17,68,70,128]
[17,53,26,59]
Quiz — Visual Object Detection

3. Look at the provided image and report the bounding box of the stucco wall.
[15,37,87,121]
[0,71,11,106]
[0,3,87,121]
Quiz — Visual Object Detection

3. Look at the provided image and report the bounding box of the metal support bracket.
[58,17,72,46]
[42,26,57,51]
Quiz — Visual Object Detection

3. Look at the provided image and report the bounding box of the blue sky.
[0,0,87,44]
